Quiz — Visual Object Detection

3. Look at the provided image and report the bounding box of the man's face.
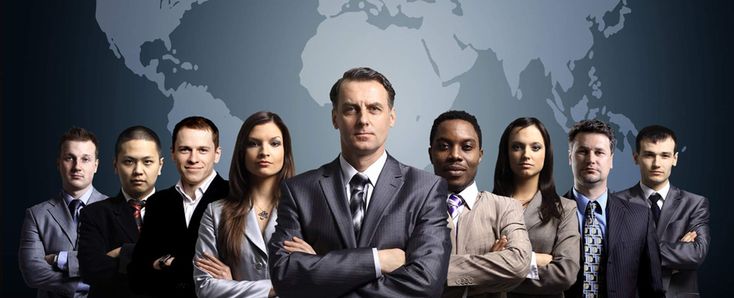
[172,128,221,188]
[115,139,163,199]
[429,119,483,193]
[58,140,99,194]
[634,137,677,190]
[569,132,614,188]
[332,80,395,158]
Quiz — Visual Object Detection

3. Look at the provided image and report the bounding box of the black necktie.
[349,173,369,237]
[648,193,662,224]
[69,199,84,225]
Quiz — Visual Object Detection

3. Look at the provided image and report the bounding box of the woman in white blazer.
[194,111,296,298]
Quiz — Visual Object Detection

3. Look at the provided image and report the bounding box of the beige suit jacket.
[444,191,532,298]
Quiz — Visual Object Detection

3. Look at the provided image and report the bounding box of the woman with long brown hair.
[193,111,295,297]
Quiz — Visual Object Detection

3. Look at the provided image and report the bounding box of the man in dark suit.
[129,117,228,298]
[564,119,664,298]
[19,127,108,298]
[78,126,164,297]
[616,125,709,297]
[269,67,451,297]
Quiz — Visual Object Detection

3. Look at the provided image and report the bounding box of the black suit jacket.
[78,193,139,298]
[615,184,710,297]
[563,190,665,298]
[128,175,228,298]
[268,155,452,297]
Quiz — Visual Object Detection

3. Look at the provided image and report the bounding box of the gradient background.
[3,0,733,296]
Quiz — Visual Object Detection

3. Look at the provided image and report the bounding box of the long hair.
[218,111,295,265]
[493,117,562,223]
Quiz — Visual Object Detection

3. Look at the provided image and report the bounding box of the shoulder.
[609,193,648,216]
[26,197,56,213]
[673,186,707,203]
[147,186,180,205]
[477,191,522,210]
[84,196,119,212]
[558,195,577,212]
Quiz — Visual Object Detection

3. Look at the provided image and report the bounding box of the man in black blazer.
[129,117,228,298]
[269,67,451,297]
[564,119,664,298]
[616,125,709,297]
[78,126,164,297]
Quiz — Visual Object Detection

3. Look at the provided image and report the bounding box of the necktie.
[68,199,84,225]
[129,200,144,232]
[648,193,662,224]
[349,173,369,237]
[447,194,463,219]
[583,201,604,297]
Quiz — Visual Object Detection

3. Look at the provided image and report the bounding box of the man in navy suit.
[269,67,451,297]
[563,119,664,298]
[616,125,709,297]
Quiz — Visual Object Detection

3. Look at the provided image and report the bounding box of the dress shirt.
[639,181,671,210]
[58,186,94,293]
[175,170,218,227]
[573,188,608,238]
[339,151,388,278]
[448,181,478,228]
[122,187,156,220]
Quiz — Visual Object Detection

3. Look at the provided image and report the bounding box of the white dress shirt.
[639,181,671,210]
[175,170,218,227]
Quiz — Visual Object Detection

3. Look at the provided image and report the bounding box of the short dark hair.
[114,125,162,158]
[429,110,483,148]
[636,125,677,153]
[58,127,99,158]
[568,119,616,152]
[172,116,220,148]
[329,67,396,108]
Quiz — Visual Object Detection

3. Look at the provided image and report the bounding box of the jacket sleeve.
[659,196,710,270]
[78,207,125,285]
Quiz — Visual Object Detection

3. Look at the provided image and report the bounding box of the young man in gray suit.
[269,67,452,297]
[19,127,108,298]
[616,125,710,297]
[428,110,531,298]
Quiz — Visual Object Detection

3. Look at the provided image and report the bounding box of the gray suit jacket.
[507,192,580,298]
[269,155,452,297]
[443,191,532,298]
[19,188,107,298]
[194,200,276,298]
[616,184,710,297]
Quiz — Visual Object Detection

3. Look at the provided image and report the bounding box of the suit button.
[255,263,264,270]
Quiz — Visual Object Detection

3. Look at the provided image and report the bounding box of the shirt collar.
[175,170,218,202]
[63,186,94,205]
[122,187,156,203]
[339,151,388,187]
[639,181,670,201]
[454,181,479,210]
[573,187,608,215]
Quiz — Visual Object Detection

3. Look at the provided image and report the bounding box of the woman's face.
[245,122,285,179]
[508,125,546,181]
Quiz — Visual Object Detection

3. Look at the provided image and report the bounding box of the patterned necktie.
[583,200,604,297]
[129,199,144,232]
[447,194,463,219]
[349,173,369,237]
[68,199,84,225]
[648,193,662,224]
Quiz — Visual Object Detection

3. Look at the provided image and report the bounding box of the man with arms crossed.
[616,125,709,297]
[19,127,108,298]
[269,67,451,297]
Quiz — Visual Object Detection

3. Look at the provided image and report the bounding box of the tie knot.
[448,194,463,207]
[129,199,143,211]
[585,201,600,216]
[69,199,84,213]
[349,173,369,190]
[648,193,662,204]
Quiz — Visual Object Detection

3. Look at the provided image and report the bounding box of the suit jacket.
[563,190,665,298]
[268,155,452,297]
[128,175,228,298]
[77,193,139,298]
[19,188,107,298]
[507,192,580,298]
[616,184,710,298]
[443,191,532,298]
[193,200,276,297]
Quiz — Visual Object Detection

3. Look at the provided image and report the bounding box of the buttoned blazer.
[193,200,276,297]
[268,155,452,297]
[19,188,107,298]
[443,191,532,298]
[616,184,710,297]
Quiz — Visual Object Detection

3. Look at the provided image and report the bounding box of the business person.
[19,127,107,298]
[564,119,664,298]
[269,67,451,297]
[493,117,579,297]
[616,125,709,297]
[129,116,229,298]
[194,111,295,298]
[428,110,532,298]
[78,126,164,297]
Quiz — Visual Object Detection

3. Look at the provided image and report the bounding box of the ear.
[158,157,164,176]
[331,108,338,129]
[633,152,639,165]
[478,147,484,163]
[214,147,222,163]
[389,107,396,127]
[93,157,99,174]
[610,152,614,170]
[672,152,678,167]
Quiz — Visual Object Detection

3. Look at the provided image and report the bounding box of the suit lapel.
[319,159,357,248]
[606,193,626,256]
[358,156,404,246]
[245,208,268,256]
[111,194,139,241]
[657,186,682,236]
[47,193,75,245]
[457,193,481,254]
[523,191,543,231]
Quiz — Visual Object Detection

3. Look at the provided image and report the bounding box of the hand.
[490,235,508,252]
[680,231,697,242]
[152,254,175,270]
[378,248,405,273]
[106,247,122,258]
[44,254,57,266]
[283,237,316,255]
[535,253,553,266]
[268,287,276,298]
[195,252,232,280]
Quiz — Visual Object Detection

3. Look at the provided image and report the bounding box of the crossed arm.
[659,197,710,270]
